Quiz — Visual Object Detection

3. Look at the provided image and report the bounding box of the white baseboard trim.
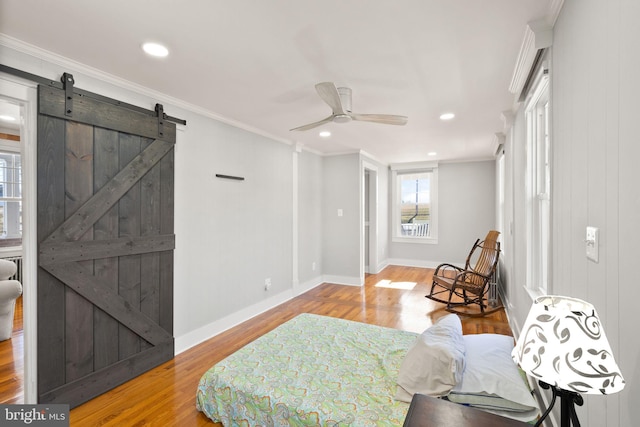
[174,289,293,355]
[293,276,324,296]
[321,274,363,287]
[375,259,390,274]
[387,258,463,269]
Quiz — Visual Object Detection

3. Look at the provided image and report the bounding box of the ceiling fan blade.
[315,82,345,115]
[350,113,408,126]
[290,115,334,131]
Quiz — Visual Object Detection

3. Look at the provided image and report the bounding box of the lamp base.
[535,381,584,427]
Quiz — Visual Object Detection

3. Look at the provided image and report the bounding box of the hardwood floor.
[0,295,23,404]
[2,266,514,426]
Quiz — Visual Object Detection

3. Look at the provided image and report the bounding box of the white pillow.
[447,334,538,414]
[395,314,466,402]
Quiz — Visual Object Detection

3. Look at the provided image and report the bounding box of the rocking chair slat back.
[468,230,500,280]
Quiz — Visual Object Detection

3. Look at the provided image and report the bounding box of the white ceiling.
[0,0,552,164]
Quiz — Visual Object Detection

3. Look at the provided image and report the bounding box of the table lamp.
[512,295,624,427]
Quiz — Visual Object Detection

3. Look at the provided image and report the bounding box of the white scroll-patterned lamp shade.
[512,295,625,395]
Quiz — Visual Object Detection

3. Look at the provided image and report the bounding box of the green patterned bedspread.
[196,313,418,426]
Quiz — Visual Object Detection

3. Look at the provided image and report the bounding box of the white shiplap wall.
[506,1,639,426]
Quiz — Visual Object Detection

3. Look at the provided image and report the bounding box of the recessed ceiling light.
[142,42,169,57]
[319,130,331,138]
[0,115,16,122]
[428,152,437,156]
[439,113,455,121]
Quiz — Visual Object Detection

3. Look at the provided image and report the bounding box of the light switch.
[337,209,343,217]
[586,226,599,263]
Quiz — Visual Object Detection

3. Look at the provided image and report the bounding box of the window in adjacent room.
[0,146,22,245]
[525,61,550,296]
[391,162,438,243]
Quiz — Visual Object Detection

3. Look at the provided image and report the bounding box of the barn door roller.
[155,104,165,138]
[62,72,75,117]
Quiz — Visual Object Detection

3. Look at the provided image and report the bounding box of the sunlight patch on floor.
[374,279,417,290]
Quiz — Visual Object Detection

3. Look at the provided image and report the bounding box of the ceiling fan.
[290,82,408,131]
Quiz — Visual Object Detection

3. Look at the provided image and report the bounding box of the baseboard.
[293,276,324,296]
[174,289,293,355]
[321,274,363,286]
[386,258,463,269]
[374,259,390,274]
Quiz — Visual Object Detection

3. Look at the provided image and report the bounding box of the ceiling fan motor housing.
[337,87,352,113]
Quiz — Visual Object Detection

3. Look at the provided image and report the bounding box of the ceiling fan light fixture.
[142,42,169,57]
[440,112,455,121]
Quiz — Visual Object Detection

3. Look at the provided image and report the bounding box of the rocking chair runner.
[427,230,501,316]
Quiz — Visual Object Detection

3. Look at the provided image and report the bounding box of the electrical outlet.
[312,262,316,271]
[264,278,271,291]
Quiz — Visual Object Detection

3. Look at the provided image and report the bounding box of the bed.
[196,313,539,426]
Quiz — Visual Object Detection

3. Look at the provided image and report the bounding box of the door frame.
[362,161,378,275]
[0,74,38,403]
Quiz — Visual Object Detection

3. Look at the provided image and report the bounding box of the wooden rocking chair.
[426,230,501,316]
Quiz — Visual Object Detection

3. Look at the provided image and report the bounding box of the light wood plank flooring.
[1,266,513,425]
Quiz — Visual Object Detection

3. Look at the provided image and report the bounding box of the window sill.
[392,236,438,245]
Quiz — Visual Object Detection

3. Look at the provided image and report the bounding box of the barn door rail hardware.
[0,64,186,125]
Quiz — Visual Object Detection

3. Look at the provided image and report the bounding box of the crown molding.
[548,0,565,26]
[0,33,294,148]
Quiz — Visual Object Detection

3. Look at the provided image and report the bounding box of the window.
[0,149,22,243]
[391,162,438,243]
[525,65,550,295]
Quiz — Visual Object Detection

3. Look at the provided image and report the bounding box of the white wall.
[321,153,362,285]
[389,160,496,267]
[297,149,323,289]
[502,1,640,425]
[173,113,294,338]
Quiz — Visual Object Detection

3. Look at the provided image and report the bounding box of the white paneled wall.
[504,1,640,425]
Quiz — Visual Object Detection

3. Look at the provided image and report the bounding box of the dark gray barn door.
[36,83,176,408]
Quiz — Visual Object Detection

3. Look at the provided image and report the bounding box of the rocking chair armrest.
[458,268,492,281]
[450,269,492,290]
[434,263,465,275]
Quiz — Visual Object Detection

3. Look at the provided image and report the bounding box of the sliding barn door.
[36,83,176,408]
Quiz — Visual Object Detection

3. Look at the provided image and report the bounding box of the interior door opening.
[0,94,26,404]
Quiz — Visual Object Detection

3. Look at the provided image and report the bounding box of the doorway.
[0,75,38,404]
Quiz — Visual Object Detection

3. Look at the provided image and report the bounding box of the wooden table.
[403,394,531,427]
